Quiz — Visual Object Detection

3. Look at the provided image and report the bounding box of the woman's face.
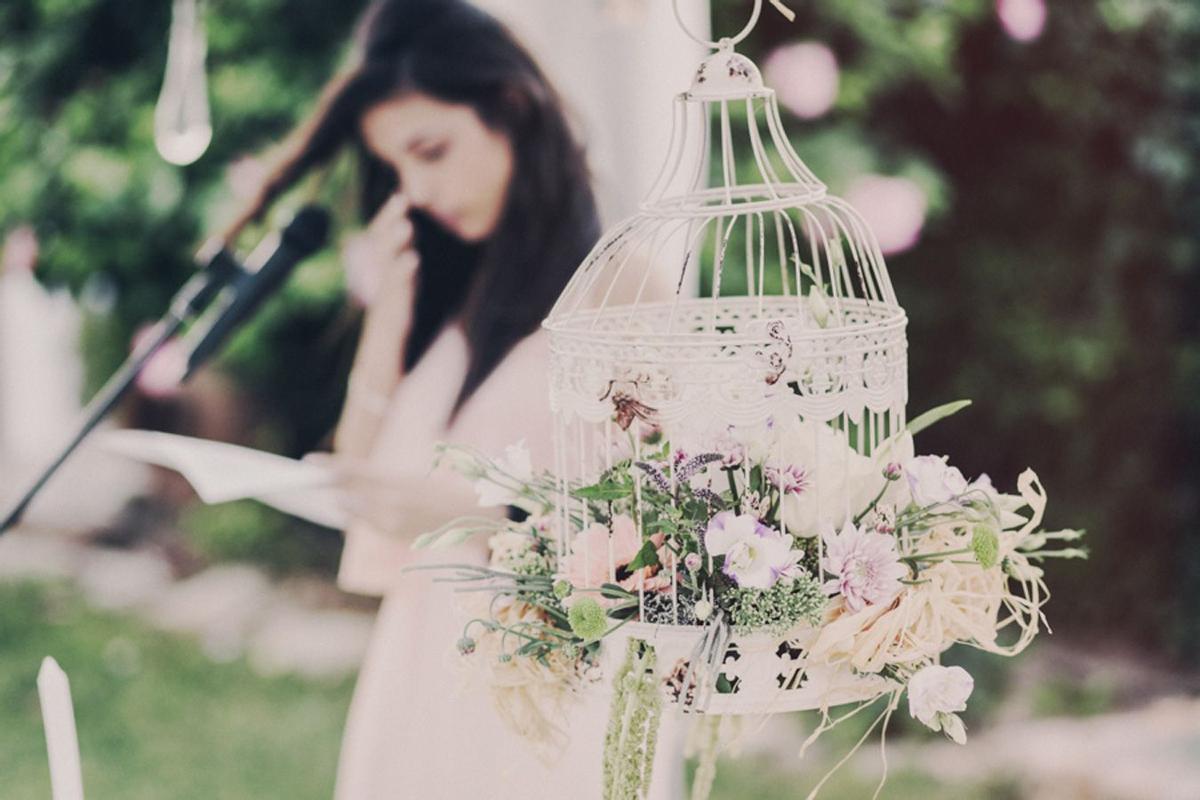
[360,93,514,242]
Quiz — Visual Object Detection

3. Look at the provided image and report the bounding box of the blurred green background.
[0,0,1196,796]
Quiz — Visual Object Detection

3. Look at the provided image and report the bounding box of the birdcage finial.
[672,0,795,51]
[672,0,762,51]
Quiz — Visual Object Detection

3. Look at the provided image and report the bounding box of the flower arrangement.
[414,402,1085,799]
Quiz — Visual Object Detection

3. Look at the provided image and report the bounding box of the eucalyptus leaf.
[905,399,972,438]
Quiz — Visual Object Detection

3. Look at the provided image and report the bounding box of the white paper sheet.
[95,429,346,529]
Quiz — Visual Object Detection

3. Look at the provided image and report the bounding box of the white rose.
[907,664,974,731]
[776,418,878,536]
[903,455,968,507]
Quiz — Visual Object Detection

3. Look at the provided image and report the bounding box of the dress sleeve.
[447,329,556,471]
[335,328,554,597]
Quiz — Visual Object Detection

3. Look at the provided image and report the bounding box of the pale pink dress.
[333,321,684,800]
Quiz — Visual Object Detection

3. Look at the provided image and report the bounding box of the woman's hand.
[343,192,420,304]
[365,192,420,289]
[306,452,499,540]
[336,193,422,457]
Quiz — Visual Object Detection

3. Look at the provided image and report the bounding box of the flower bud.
[808,285,831,328]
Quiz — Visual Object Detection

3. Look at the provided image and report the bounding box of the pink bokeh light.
[997,0,1047,42]
[764,41,840,120]
[225,155,268,202]
[844,175,928,256]
[132,325,187,399]
[2,225,39,275]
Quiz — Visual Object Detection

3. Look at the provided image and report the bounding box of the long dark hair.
[228,0,599,416]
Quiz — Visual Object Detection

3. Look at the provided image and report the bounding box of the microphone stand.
[0,244,242,535]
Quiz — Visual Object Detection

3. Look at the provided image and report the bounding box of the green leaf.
[749,465,764,494]
[906,399,972,438]
[607,603,639,620]
[625,539,661,572]
[599,582,637,599]
[571,480,632,501]
[645,517,683,537]
[515,640,548,657]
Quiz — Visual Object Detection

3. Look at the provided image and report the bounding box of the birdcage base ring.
[598,621,894,715]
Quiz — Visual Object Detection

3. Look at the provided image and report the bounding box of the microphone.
[182,205,331,378]
[165,238,245,323]
[0,205,330,535]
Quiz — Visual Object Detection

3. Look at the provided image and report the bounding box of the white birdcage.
[543,0,909,714]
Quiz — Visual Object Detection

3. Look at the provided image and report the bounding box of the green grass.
[0,581,353,799]
[705,756,1022,800]
[0,579,1035,799]
[695,712,1021,800]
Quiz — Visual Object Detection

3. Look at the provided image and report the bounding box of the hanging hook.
[671,0,794,51]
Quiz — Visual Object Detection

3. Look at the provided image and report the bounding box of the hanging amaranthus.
[603,639,663,800]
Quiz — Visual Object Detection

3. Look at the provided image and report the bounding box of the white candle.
[37,657,85,800]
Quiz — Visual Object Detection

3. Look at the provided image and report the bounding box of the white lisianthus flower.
[904,454,969,506]
[907,664,974,744]
[473,440,534,507]
[704,511,799,590]
[939,712,968,745]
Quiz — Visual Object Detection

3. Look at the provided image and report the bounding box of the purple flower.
[766,464,810,495]
[634,461,671,494]
[712,427,747,468]
[676,452,724,482]
[704,512,799,589]
[820,521,908,611]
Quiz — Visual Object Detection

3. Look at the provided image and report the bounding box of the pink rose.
[565,514,641,588]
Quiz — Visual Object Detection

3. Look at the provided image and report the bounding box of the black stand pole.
[0,247,241,535]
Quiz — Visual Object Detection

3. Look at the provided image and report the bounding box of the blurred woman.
[226,0,679,796]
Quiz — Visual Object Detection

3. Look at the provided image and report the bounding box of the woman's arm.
[333,194,420,458]
[329,454,504,540]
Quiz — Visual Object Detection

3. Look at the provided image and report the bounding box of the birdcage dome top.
[687,47,766,99]
[544,29,907,432]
